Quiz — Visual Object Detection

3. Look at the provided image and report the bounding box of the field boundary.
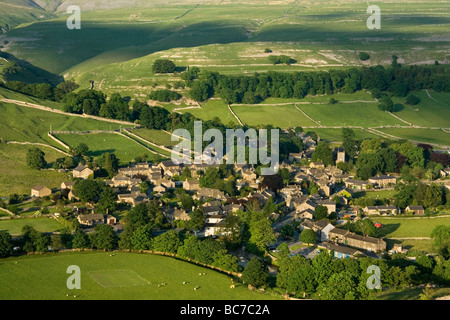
[5,140,71,156]
[294,104,323,127]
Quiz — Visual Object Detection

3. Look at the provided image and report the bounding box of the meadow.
[392,91,450,128]
[0,143,70,196]
[0,251,281,300]
[370,215,450,239]
[0,102,131,148]
[54,132,161,165]
[377,128,450,147]
[0,217,64,235]
[2,0,449,98]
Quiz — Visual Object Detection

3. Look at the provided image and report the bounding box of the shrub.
[405,94,420,106]
[152,59,176,73]
[358,52,370,61]
[149,89,181,102]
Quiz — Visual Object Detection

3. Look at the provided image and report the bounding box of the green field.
[129,128,177,147]
[307,128,379,142]
[174,99,239,126]
[0,217,64,235]
[2,0,449,98]
[378,128,450,147]
[371,216,450,238]
[0,143,70,196]
[54,132,160,165]
[392,91,450,128]
[299,102,404,127]
[377,287,450,300]
[0,102,131,147]
[0,251,281,300]
[232,104,316,128]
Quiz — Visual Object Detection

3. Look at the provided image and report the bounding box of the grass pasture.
[370,216,450,239]
[299,102,404,128]
[175,99,239,126]
[0,251,281,300]
[0,217,64,235]
[0,102,131,147]
[232,104,316,128]
[54,132,161,165]
[377,128,450,147]
[0,143,70,196]
[393,91,450,129]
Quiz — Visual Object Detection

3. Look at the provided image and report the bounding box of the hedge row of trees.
[1,80,79,101]
[186,62,450,103]
[276,250,450,300]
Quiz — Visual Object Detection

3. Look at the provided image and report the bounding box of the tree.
[72,228,90,249]
[152,59,176,73]
[212,249,240,273]
[357,218,377,237]
[73,179,102,204]
[96,186,117,214]
[186,209,205,235]
[431,225,450,254]
[277,255,316,297]
[249,219,276,252]
[151,230,182,253]
[50,234,64,251]
[314,205,328,221]
[317,272,358,300]
[89,224,117,250]
[26,147,47,170]
[72,143,89,156]
[189,81,210,102]
[97,153,119,178]
[378,96,394,112]
[299,229,317,245]
[311,141,334,166]
[405,94,420,106]
[358,52,370,61]
[281,224,295,240]
[0,231,13,257]
[131,225,153,250]
[241,257,268,288]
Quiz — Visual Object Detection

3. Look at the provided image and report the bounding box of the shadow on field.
[376,223,400,237]
[0,51,64,85]
[88,149,116,157]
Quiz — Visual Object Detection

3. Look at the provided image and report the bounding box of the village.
[25,130,450,264]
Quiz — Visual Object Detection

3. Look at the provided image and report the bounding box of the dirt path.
[5,141,71,156]
[385,111,413,126]
[426,90,439,103]
[0,207,15,216]
[0,98,138,127]
[294,104,323,127]
[228,104,243,126]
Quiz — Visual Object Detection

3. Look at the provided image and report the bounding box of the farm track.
[228,104,243,126]
[0,98,138,127]
[5,140,71,156]
[294,104,323,127]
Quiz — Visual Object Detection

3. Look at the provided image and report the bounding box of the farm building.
[73,164,94,180]
[405,205,425,215]
[31,185,52,198]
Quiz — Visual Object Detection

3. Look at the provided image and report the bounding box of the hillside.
[0,0,54,34]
